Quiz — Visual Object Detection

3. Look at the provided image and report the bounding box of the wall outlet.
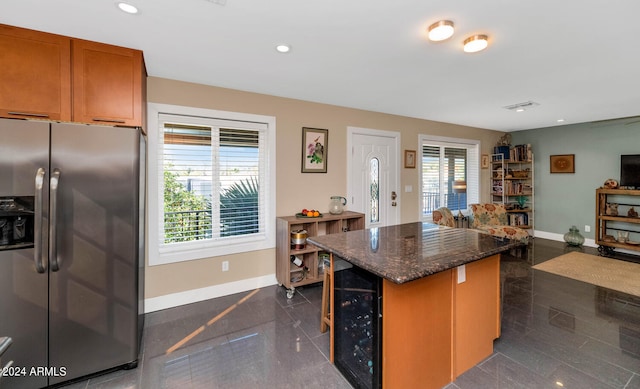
[222,261,229,272]
[457,264,466,284]
[584,225,591,233]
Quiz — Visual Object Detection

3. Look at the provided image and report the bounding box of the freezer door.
[0,119,49,389]
[48,123,141,384]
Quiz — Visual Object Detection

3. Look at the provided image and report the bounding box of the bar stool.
[320,255,331,333]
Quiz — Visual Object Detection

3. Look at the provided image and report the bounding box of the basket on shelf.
[510,170,529,178]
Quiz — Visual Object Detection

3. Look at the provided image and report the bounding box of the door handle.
[34,168,46,273]
[391,191,397,206]
[49,169,61,272]
[0,336,12,357]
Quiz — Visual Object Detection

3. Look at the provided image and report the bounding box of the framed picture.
[404,150,416,168]
[302,127,328,173]
[550,154,575,173]
[481,154,490,169]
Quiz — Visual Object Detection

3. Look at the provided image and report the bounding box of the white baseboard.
[534,230,640,256]
[144,274,278,313]
[534,230,597,248]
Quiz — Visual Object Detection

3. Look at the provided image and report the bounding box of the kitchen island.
[307,222,521,389]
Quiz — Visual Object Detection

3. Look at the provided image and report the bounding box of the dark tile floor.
[61,238,640,389]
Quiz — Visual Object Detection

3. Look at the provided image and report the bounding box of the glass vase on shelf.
[563,225,585,247]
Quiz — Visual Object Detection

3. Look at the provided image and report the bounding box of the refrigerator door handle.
[49,169,61,272]
[34,168,46,273]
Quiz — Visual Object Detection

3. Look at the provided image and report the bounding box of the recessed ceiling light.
[463,35,488,53]
[117,2,139,14]
[275,44,291,53]
[557,119,565,123]
[427,20,455,42]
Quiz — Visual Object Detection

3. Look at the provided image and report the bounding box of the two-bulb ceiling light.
[427,20,489,53]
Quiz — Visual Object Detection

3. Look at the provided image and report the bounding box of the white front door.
[348,127,400,228]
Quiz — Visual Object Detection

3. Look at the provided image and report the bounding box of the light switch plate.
[405,185,412,192]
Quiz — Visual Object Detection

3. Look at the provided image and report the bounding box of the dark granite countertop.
[307,222,521,284]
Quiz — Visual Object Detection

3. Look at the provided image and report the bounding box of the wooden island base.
[310,222,516,389]
[333,254,500,389]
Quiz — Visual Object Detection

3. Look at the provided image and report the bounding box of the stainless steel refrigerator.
[0,118,145,388]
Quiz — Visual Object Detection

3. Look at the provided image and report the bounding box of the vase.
[563,225,585,246]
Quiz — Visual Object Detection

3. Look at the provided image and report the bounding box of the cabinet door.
[0,24,71,121]
[72,39,145,127]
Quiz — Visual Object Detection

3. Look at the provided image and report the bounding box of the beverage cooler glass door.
[0,119,50,389]
[334,259,382,389]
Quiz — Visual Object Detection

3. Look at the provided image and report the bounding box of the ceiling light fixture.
[117,2,139,14]
[463,35,488,53]
[427,20,455,41]
[275,44,291,53]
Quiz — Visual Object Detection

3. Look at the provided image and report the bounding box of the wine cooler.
[333,258,382,389]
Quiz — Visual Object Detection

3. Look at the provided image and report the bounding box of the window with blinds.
[160,114,266,247]
[420,135,479,217]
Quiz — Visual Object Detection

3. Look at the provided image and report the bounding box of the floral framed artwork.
[550,154,575,173]
[302,127,328,173]
[404,150,416,168]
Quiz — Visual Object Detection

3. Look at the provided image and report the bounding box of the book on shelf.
[504,182,532,195]
[508,212,529,227]
[492,144,532,162]
[509,144,532,162]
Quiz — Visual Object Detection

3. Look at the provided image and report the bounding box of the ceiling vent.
[503,101,540,112]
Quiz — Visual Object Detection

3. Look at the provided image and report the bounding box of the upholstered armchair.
[432,207,456,227]
[470,203,529,244]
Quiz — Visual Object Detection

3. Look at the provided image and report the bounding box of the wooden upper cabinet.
[0,24,72,121]
[0,24,146,128]
[72,39,145,127]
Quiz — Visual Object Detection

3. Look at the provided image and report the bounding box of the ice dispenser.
[0,197,34,250]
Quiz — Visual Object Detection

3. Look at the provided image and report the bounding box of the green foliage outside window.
[164,170,259,243]
[163,169,211,243]
[220,177,259,237]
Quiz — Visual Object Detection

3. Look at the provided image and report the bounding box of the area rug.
[532,251,640,297]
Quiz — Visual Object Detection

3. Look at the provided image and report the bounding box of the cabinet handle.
[8,111,50,118]
[92,118,126,124]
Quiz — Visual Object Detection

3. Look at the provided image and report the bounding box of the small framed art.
[550,154,575,173]
[302,127,328,173]
[404,150,416,168]
[481,154,490,169]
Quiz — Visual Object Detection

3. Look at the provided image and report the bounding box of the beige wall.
[145,76,505,300]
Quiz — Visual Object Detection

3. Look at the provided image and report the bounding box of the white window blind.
[163,123,213,243]
[148,107,275,264]
[420,135,479,217]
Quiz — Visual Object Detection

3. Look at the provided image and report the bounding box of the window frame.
[419,134,480,220]
[147,103,276,266]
